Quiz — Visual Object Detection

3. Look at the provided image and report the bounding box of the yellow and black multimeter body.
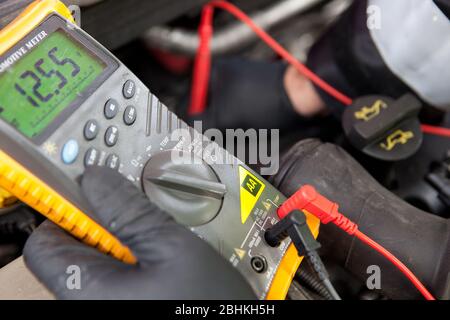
[0,0,319,299]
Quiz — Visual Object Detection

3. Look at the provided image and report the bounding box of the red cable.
[278,185,436,300]
[421,124,450,138]
[354,230,435,300]
[211,0,353,106]
[188,4,214,115]
[188,0,352,116]
[188,0,450,138]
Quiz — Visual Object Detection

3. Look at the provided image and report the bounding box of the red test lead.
[278,185,436,300]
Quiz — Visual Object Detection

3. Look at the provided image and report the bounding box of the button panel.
[60,79,142,168]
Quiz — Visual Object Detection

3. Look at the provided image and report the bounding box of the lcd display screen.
[0,30,105,139]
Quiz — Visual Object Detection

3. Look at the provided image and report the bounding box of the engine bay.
[0,0,449,302]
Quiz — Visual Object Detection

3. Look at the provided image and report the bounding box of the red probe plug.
[278,185,436,300]
[278,185,358,235]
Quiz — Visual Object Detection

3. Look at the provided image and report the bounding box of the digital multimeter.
[0,0,319,299]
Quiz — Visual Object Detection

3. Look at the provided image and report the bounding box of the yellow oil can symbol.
[380,130,414,151]
[355,100,387,121]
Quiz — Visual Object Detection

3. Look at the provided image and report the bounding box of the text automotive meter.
[0,0,319,299]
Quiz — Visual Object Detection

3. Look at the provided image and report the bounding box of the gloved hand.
[178,57,305,133]
[23,166,256,299]
[270,139,449,299]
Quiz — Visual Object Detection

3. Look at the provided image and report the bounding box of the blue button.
[61,139,79,164]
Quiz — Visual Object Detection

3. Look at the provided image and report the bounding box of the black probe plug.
[265,210,341,300]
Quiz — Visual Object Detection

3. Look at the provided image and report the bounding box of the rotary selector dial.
[142,151,226,227]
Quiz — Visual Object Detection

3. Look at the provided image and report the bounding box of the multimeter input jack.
[251,256,267,273]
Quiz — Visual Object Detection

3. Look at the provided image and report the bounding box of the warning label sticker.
[239,166,265,224]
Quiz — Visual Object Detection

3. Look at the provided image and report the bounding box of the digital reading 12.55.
[0,30,105,139]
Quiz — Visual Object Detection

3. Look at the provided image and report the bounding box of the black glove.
[178,57,304,132]
[270,139,449,299]
[23,166,256,299]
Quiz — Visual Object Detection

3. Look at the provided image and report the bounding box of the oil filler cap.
[142,150,226,226]
[342,94,423,161]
